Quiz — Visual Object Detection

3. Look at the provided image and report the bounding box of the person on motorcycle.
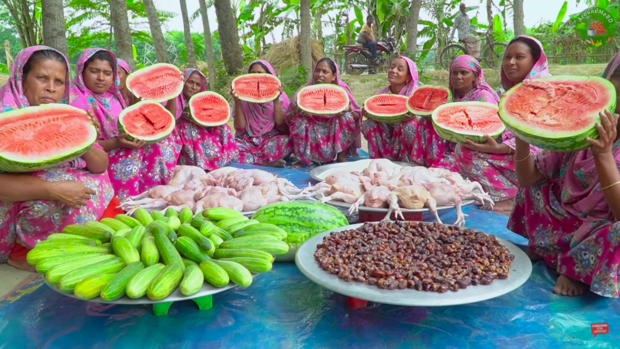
[360,15,380,69]
[449,3,481,58]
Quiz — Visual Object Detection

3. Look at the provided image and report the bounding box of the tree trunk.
[404,0,422,57]
[41,0,68,56]
[199,0,217,87]
[142,0,169,63]
[299,0,312,80]
[179,0,197,67]
[486,0,493,29]
[213,0,244,75]
[513,0,525,36]
[110,0,136,70]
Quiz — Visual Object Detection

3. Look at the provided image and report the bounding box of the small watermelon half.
[432,101,505,144]
[363,94,409,123]
[0,104,97,172]
[118,101,176,144]
[499,76,616,151]
[232,73,281,103]
[407,85,452,117]
[188,91,230,127]
[126,63,184,103]
[297,84,350,115]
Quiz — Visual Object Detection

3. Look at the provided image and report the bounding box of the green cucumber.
[147,262,184,300]
[57,257,125,292]
[213,248,275,262]
[218,257,272,273]
[140,236,159,266]
[178,224,213,251]
[179,264,204,296]
[199,260,229,287]
[175,236,210,264]
[100,261,145,301]
[213,260,253,287]
[126,263,166,299]
[132,208,153,226]
[73,274,116,300]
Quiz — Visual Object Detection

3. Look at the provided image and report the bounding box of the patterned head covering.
[172,68,208,120]
[375,56,420,96]
[500,35,551,90]
[117,58,131,75]
[0,45,71,111]
[449,54,500,103]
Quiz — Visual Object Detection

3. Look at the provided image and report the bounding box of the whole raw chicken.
[384,185,439,221]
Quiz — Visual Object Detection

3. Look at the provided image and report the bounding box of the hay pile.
[260,36,325,72]
[0,74,7,87]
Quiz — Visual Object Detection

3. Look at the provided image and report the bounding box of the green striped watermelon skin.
[251,201,349,239]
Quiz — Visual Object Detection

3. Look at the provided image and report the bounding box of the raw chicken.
[168,166,210,187]
[423,182,466,226]
[399,167,451,187]
[194,187,244,213]
[349,178,392,214]
[363,159,403,178]
[238,187,269,212]
[384,185,439,221]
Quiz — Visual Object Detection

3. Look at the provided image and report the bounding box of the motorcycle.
[343,36,400,75]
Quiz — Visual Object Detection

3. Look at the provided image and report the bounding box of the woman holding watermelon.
[231,60,292,167]
[69,48,181,202]
[287,57,361,168]
[0,46,114,271]
[116,59,138,107]
[507,46,620,297]
[172,68,239,170]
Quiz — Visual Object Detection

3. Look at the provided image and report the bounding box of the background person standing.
[449,3,481,58]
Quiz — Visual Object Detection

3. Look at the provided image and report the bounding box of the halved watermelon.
[363,94,409,123]
[407,85,452,117]
[232,73,281,103]
[126,63,184,103]
[297,84,350,115]
[432,101,505,143]
[0,104,97,172]
[499,76,616,151]
[118,101,175,144]
[188,91,230,127]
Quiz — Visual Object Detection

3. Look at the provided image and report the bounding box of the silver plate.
[309,159,415,182]
[43,277,238,305]
[326,199,476,213]
[295,223,532,307]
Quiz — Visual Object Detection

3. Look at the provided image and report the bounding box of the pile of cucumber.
[27,207,290,301]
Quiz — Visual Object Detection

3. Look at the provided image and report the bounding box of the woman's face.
[313,61,335,84]
[451,67,476,91]
[183,72,203,98]
[22,58,67,106]
[83,59,114,94]
[118,67,129,91]
[502,41,535,84]
[249,63,267,74]
[388,58,410,86]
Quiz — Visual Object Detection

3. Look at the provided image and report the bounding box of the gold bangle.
[601,180,620,190]
[513,152,531,162]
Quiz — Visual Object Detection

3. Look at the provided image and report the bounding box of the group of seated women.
[1,35,619,300]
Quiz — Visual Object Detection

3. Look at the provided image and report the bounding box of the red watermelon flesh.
[407,86,452,116]
[232,73,281,103]
[126,63,184,103]
[188,91,230,127]
[118,101,175,143]
[297,84,349,115]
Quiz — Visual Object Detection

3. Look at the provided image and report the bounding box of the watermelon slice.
[363,94,409,123]
[188,91,230,127]
[297,84,350,115]
[432,101,506,143]
[126,63,184,103]
[499,76,616,151]
[118,101,176,144]
[0,104,97,172]
[407,85,452,117]
[232,73,281,103]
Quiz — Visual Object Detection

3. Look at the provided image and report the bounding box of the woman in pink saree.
[0,46,113,271]
[287,57,361,168]
[175,68,238,170]
[361,56,420,161]
[507,50,620,298]
[116,58,138,107]
[232,60,292,167]
[70,48,181,201]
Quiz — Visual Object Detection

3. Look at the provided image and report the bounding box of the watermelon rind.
[432,101,505,144]
[498,76,616,152]
[118,101,175,144]
[126,63,184,103]
[232,73,281,103]
[297,84,350,116]
[188,91,229,127]
[0,104,97,173]
[363,94,409,123]
[407,85,452,117]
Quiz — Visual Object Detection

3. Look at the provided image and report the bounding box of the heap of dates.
[314,221,515,292]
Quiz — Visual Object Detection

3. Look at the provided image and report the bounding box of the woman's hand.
[86,111,101,135]
[115,133,145,149]
[587,110,619,156]
[230,87,240,102]
[48,181,97,209]
[402,113,419,122]
[461,135,507,154]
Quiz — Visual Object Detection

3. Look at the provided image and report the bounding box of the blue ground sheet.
[1,156,618,348]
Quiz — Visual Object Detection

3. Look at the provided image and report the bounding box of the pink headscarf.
[449,54,499,103]
[117,58,130,74]
[0,45,71,111]
[173,68,208,119]
[375,56,420,96]
[501,35,551,90]
[69,48,125,140]
[234,60,290,136]
[292,57,361,116]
